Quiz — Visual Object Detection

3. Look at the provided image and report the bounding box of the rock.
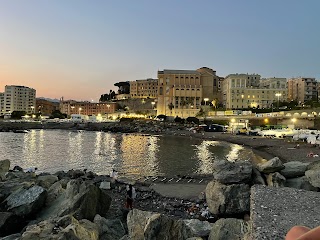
[12,165,23,172]
[2,185,47,217]
[46,181,65,206]
[67,169,85,179]
[257,157,284,174]
[205,180,250,215]
[119,235,130,240]
[251,167,266,185]
[127,209,191,240]
[251,185,320,240]
[280,161,309,178]
[266,172,286,187]
[285,176,318,191]
[0,233,21,240]
[99,182,111,190]
[183,219,212,238]
[93,214,126,240]
[0,159,10,180]
[0,180,34,202]
[0,212,23,237]
[209,218,249,240]
[38,180,112,221]
[37,175,59,189]
[63,219,99,240]
[305,161,320,188]
[212,160,252,184]
[21,216,99,240]
[4,171,31,181]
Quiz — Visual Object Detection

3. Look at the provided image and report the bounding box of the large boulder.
[38,180,112,221]
[212,160,252,184]
[280,161,309,178]
[0,159,10,180]
[21,215,99,240]
[205,180,250,215]
[266,172,286,187]
[257,157,284,174]
[285,176,318,191]
[0,179,35,202]
[93,214,126,240]
[1,185,47,217]
[0,233,21,240]
[127,209,192,240]
[183,219,213,238]
[251,167,266,185]
[46,181,65,206]
[305,160,320,188]
[37,174,59,189]
[208,218,249,240]
[0,212,23,237]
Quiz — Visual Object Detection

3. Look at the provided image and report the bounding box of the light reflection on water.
[0,130,260,179]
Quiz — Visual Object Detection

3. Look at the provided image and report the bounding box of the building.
[0,85,36,115]
[36,98,59,116]
[288,77,318,104]
[156,67,222,117]
[130,78,158,99]
[222,74,287,109]
[59,99,117,117]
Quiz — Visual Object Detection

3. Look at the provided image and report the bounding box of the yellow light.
[98,113,101,117]
[264,118,269,123]
[32,115,36,118]
[291,118,297,123]
[231,118,236,123]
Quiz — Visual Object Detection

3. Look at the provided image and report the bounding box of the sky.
[0,0,319,101]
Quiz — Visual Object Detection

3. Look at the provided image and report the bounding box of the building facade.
[156,67,222,117]
[59,99,117,116]
[0,85,36,115]
[223,74,287,109]
[130,78,158,98]
[288,77,317,104]
[36,99,59,116]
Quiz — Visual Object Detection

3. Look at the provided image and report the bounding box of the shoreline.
[1,120,318,166]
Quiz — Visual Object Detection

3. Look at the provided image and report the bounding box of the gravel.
[250,185,320,239]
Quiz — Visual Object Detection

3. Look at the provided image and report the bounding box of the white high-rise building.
[0,85,36,115]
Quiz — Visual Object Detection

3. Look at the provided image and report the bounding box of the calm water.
[0,130,258,179]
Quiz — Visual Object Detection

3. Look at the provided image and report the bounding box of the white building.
[0,85,36,115]
[222,74,287,109]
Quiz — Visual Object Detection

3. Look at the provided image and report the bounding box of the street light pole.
[106,104,110,119]
[204,98,209,106]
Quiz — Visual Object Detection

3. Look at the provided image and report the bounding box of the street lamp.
[151,101,155,109]
[275,93,281,110]
[71,106,75,114]
[31,106,34,114]
[204,98,209,105]
[79,107,82,115]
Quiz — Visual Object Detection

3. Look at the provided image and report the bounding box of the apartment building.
[130,78,158,98]
[157,67,222,117]
[59,99,117,116]
[288,77,318,104]
[0,85,36,115]
[223,74,287,109]
[36,98,59,116]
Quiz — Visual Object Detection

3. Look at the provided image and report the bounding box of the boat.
[12,129,29,133]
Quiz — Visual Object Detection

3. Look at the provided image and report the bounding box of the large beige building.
[288,77,317,104]
[130,78,158,98]
[223,74,287,109]
[0,85,36,115]
[156,67,222,117]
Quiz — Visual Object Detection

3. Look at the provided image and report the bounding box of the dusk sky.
[1,1,319,101]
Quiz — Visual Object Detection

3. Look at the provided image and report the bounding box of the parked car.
[204,124,226,132]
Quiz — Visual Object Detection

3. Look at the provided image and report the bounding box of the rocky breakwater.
[1,155,320,240]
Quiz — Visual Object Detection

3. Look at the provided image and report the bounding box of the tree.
[11,111,26,119]
[99,90,116,102]
[50,110,66,119]
[168,102,174,116]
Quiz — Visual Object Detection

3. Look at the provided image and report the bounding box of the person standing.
[125,184,136,209]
